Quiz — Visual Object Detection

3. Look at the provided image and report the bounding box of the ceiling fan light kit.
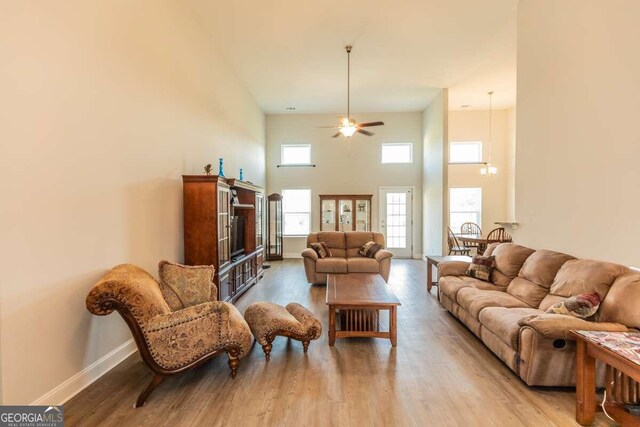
[317,46,385,138]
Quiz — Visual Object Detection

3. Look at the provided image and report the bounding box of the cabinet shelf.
[233,204,255,209]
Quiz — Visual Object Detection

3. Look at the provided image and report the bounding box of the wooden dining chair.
[487,227,512,243]
[460,222,482,235]
[447,227,471,256]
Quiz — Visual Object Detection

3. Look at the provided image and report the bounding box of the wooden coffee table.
[326,273,401,347]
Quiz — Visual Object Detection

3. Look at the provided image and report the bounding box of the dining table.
[456,233,490,254]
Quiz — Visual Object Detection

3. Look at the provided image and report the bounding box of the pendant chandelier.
[480,91,498,177]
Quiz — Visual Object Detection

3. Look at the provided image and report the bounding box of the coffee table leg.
[427,260,433,293]
[390,306,397,347]
[576,339,596,425]
[329,306,336,346]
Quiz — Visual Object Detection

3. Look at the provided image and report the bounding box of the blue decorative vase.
[218,158,224,177]
[239,168,244,181]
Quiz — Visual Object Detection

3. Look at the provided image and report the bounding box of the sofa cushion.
[346,257,380,274]
[597,272,640,328]
[490,244,536,288]
[506,278,549,308]
[457,288,530,319]
[480,307,545,349]
[314,232,347,258]
[439,276,501,301]
[506,250,575,308]
[315,258,348,273]
[538,259,629,311]
[519,250,576,288]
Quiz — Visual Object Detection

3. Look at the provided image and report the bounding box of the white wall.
[0,1,265,404]
[515,0,640,266]
[447,109,514,232]
[422,90,449,255]
[266,112,423,258]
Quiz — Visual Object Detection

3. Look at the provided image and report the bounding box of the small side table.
[571,331,640,426]
[424,255,472,295]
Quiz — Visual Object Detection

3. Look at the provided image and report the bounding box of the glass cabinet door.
[255,193,264,248]
[355,199,370,231]
[338,199,353,232]
[321,199,336,231]
[218,186,231,268]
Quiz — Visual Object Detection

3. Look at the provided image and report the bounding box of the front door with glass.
[379,187,413,258]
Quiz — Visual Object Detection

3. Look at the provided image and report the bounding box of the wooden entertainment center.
[182,175,265,302]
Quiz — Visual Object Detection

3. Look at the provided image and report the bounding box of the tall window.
[381,143,413,164]
[282,189,311,236]
[281,144,311,165]
[449,187,482,232]
[449,141,482,163]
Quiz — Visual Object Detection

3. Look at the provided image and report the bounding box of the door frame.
[378,186,415,258]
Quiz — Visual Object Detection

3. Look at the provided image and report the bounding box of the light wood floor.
[66,259,614,426]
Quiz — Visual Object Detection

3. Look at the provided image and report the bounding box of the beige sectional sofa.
[438,242,640,386]
[302,231,393,284]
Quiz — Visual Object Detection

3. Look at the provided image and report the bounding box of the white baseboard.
[283,253,302,259]
[31,339,137,406]
[413,253,423,260]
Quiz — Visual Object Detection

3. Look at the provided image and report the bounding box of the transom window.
[282,189,311,236]
[281,144,311,165]
[449,141,482,163]
[449,187,482,232]
[381,143,413,164]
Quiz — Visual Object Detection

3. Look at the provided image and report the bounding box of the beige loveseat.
[438,243,640,386]
[302,231,393,284]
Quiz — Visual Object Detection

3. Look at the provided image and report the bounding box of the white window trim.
[449,187,483,229]
[282,187,312,237]
[449,141,483,164]
[381,143,413,164]
[281,144,312,165]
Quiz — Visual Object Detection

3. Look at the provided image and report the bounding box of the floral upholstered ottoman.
[244,302,322,361]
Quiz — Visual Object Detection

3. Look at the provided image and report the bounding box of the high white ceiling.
[189,0,518,113]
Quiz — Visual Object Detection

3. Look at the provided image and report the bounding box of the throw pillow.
[319,241,332,257]
[310,242,329,259]
[158,261,216,311]
[465,255,496,282]
[359,241,382,258]
[546,292,602,319]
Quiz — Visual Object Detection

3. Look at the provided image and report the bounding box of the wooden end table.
[424,255,472,295]
[571,331,640,426]
[326,273,401,347]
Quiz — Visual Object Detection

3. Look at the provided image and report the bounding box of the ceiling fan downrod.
[346,45,352,123]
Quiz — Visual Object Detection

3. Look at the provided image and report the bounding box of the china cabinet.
[319,194,372,232]
[182,175,264,302]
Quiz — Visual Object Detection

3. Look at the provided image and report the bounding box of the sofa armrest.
[518,314,628,339]
[374,249,393,262]
[301,248,318,262]
[438,261,470,277]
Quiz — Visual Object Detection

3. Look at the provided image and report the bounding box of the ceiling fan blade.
[357,129,374,136]
[358,121,384,128]
[332,132,342,138]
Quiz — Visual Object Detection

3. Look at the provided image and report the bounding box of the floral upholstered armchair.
[86,263,252,407]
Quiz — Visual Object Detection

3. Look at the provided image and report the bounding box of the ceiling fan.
[316,46,384,138]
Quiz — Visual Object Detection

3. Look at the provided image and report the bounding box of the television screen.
[230,216,245,258]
